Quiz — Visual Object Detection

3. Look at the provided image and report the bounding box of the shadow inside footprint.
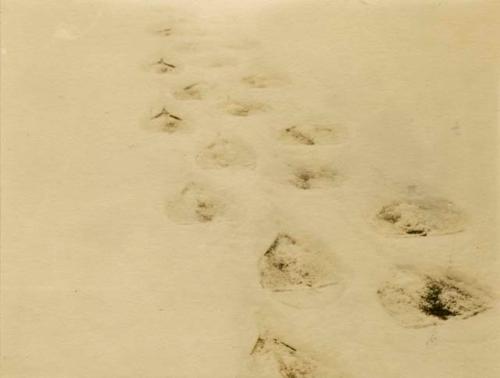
[377,268,491,328]
[166,183,225,224]
[418,278,487,320]
[259,233,337,292]
[196,138,256,169]
[375,197,465,237]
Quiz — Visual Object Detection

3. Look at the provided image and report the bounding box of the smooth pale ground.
[1,0,499,377]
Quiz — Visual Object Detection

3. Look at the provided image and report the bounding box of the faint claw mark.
[250,334,317,378]
[283,126,315,145]
[156,28,172,36]
[152,58,176,73]
[150,107,183,133]
[152,107,182,121]
[279,124,342,146]
[223,99,267,117]
[242,73,287,89]
[174,82,207,100]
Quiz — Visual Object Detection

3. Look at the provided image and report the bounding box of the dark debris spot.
[406,229,428,236]
[419,280,461,320]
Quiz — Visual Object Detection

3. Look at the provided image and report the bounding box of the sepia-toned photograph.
[1,1,499,377]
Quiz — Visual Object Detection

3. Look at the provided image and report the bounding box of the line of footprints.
[143,20,493,378]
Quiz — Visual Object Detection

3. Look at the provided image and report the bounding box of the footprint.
[166,183,225,224]
[279,124,342,146]
[289,165,338,190]
[242,73,287,89]
[264,154,343,192]
[259,233,339,292]
[155,27,172,36]
[377,267,492,328]
[223,99,267,117]
[249,333,318,378]
[149,107,183,133]
[375,197,465,237]
[174,82,208,100]
[151,58,177,74]
[196,137,256,169]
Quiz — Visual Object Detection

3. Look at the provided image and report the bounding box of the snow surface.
[1,0,499,377]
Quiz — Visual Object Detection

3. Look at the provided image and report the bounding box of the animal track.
[174,82,207,100]
[289,165,338,190]
[259,233,338,292]
[279,124,341,145]
[166,183,225,224]
[155,28,172,36]
[242,73,286,88]
[151,58,176,73]
[196,138,256,169]
[223,99,267,117]
[250,334,317,378]
[375,197,465,237]
[150,107,183,133]
[377,268,491,328]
